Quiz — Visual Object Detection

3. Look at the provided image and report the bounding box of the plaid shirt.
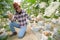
[12,10,31,26]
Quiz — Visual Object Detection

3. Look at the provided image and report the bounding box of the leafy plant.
[48,36,52,40]
[0,0,13,14]
[0,0,13,31]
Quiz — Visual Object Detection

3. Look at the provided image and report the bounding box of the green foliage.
[35,4,39,9]
[26,0,36,3]
[1,14,8,18]
[0,0,13,31]
[21,0,40,16]
[0,35,8,40]
[40,8,45,14]
[44,16,50,19]
[21,0,52,16]
[0,15,3,18]
[21,0,60,17]
[53,15,58,19]
[48,36,52,40]
[0,0,13,14]
[4,25,10,31]
[57,29,60,34]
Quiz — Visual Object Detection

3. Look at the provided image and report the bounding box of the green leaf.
[35,4,39,9]
[44,16,50,19]
[48,36,52,40]
[27,0,36,3]
[0,0,13,14]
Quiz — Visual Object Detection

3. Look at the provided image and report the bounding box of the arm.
[8,13,17,22]
[11,15,17,22]
[7,11,17,22]
[25,13,32,20]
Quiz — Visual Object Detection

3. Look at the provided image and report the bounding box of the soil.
[7,27,38,40]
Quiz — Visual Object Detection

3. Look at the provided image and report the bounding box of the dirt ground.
[7,27,38,40]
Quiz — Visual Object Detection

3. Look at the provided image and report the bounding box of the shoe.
[10,32,17,37]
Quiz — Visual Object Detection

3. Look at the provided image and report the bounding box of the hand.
[7,13,13,20]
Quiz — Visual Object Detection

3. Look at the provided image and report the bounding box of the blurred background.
[0,0,60,40]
